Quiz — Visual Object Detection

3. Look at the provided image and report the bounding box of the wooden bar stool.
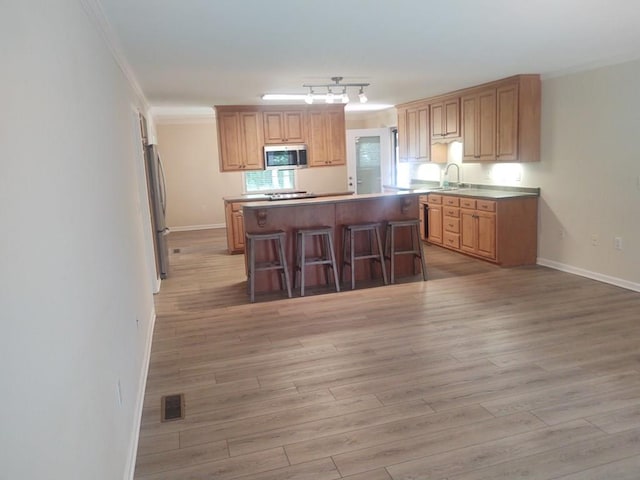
[245,230,292,303]
[384,219,428,283]
[342,223,388,290]
[294,227,340,297]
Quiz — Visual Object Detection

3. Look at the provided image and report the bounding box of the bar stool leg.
[375,226,388,285]
[326,232,341,292]
[277,235,292,298]
[389,225,396,284]
[350,228,356,290]
[341,226,348,285]
[414,223,428,280]
[300,233,306,297]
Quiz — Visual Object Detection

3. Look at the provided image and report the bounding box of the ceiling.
[99,0,640,113]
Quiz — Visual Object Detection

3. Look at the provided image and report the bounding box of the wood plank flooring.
[135,228,640,479]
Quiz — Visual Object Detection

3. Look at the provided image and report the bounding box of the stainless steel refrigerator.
[145,143,169,279]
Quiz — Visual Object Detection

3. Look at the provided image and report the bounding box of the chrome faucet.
[443,163,461,188]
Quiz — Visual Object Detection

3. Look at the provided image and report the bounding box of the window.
[244,169,297,193]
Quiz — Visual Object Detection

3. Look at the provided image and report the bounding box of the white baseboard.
[125,309,157,480]
[169,223,225,232]
[537,257,640,293]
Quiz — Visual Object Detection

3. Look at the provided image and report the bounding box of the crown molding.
[79,0,149,111]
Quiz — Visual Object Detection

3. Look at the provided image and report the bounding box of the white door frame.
[346,128,392,193]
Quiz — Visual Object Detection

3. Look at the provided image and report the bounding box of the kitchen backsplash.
[408,141,534,188]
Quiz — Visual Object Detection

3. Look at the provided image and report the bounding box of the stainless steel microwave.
[264,144,308,169]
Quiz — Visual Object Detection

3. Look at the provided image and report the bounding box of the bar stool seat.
[295,226,340,297]
[342,222,388,290]
[384,219,428,284]
[245,230,292,303]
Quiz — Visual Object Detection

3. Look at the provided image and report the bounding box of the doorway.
[346,128,392,194]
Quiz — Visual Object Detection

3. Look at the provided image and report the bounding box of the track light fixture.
[262,76,369,104]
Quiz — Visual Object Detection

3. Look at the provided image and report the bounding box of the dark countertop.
[241,191,421,210]
[224,191,353,203]
[384,182,540,200]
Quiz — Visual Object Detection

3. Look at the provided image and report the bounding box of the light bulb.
[358,88,368,103]
[305,91,313,104]
[342,88,349,104]
[326,91,334,104]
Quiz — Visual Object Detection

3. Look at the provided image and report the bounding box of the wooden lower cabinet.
[429,194,537,266]
[426,194,443,245]
[224,201,245,254]
[460,203,497,260]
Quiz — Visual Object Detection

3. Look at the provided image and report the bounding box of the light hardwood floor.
[135,228,640,479]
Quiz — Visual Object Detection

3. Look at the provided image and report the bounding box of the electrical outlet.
[615,237,623,250]
[590,234,599,246]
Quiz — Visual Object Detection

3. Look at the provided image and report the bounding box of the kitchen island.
[242,192,423,294]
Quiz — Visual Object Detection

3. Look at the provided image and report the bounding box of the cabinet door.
[218,112,244,171]
[444,98,460,137]
[283,111,305,143]
[460,209,477,253]
[231,209,245,251]
[477,89,497,161]
[307,110,328,166]
[263,112,285,144]
[325,109,346,165]
[427,204,443,244]
[397,108,408,161]
[496,83,518,161]
[476,211,496,259]
[240,112,264,170]
[431,102,444,137]
[406,108,418,160]
[462,95,477,161]
[417,105,430,160]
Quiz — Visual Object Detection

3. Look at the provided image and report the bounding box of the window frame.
[242,168,299,194]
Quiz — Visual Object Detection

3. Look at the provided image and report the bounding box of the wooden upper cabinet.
[263,110,305,144]
[307,106,346,167]
[216,108,264,171]
[496,83,519,161]
[431,97,460,140]
[462,89,497,162]
[461,76,540,163]
[397,101,430,162]
[397,74,540,163]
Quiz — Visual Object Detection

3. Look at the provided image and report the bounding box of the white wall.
[156,119,242,229]
[0,2,155,479]
[532,60,640,288]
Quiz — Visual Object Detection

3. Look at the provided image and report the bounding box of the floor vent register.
[161,394,184,422]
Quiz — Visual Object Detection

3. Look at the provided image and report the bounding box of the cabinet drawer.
[419,195,429,204]
[231,202,243,213]
[477,200,496,212]
[443,206,459,218]
[444,217,460,233]
[443,196,460,207]
[427,194,442,204]
[443,232,460,249]
[460,198,476,209]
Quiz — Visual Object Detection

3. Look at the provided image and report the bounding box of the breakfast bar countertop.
[241,190,420,210]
